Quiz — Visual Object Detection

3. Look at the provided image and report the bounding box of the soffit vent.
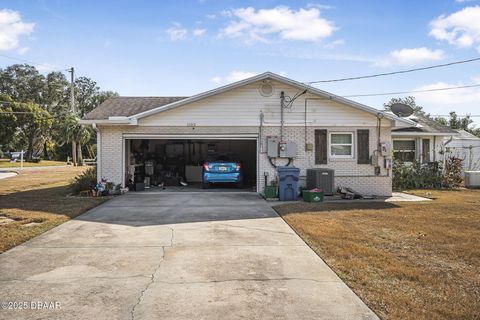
[259,81,274,97]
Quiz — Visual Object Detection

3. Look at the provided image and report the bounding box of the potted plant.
[264,179,278,198]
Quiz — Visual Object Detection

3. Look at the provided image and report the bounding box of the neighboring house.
[391,115,458,164]
[80,72,412,196]
[445,130,480,172]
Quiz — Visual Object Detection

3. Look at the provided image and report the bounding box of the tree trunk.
[71,141,77,166]
[43,141,50,160]
[26,134,35,160]
[77,141,83,166]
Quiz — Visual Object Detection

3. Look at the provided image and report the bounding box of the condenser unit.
[306,169,335,196]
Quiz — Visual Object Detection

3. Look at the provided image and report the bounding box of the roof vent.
[259,81,274,97]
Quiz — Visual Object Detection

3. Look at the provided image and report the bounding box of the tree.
[57,114,92,166]
[75,77,100,117]
[435,111,480,137]
[0,64,46,104]
[0,96,18,150]
[447,111,473,130]
[383,96,430,118]
[11,101,53,160]
[0,64,118,160]
[44,72,69,114]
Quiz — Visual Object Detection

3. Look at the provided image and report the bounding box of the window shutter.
[315,129,327,164]
[357,129,370,164]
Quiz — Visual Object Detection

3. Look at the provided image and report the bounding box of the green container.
[264,186,278,198]
[303,190,324,202]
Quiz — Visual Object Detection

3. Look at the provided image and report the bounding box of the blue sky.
[1,0,480,123]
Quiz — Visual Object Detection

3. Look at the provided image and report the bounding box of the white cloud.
[324,38,345,49]
[220,6,336,43]
[306,3,334,10]
[375,47,445,67]
[36,63,59,73]
[165,23,188,41]
[429,6,480,51]
[0,9,34,51]
[211,71,257,84]
[193,28,206,37]
[17,46,29,55]
[412,78,480,122]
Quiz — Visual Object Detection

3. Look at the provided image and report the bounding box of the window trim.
[329,132,354,159]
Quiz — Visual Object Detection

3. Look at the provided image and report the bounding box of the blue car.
[202,154,243,189]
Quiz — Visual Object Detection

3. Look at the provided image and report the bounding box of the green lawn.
[0,159,67,168]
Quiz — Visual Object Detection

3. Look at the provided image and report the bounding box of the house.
[80,72,413,196]
[391,115,458,164]
[445,130,480,172]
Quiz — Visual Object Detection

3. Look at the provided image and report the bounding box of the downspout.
[433,136,436,162]
[304,98,308,150]
[92,123,101,181]
[280,91,285,140]
[259,111,264,153]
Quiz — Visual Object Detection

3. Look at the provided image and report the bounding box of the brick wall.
[259,126,392,196]
[98,124,392,196]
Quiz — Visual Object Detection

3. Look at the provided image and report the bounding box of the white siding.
[446,138,480,171]
[138,80,385,127]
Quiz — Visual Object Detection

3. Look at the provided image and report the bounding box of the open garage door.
[123,137,257,192]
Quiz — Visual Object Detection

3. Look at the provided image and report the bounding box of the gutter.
[79,116,137,125]
[391,132,459,137]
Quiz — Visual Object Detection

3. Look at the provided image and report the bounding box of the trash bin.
[277,166,300,201]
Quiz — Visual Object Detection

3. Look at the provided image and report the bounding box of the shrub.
[443,156,463,189]
[71,167,97,194]
[393,157,463,190]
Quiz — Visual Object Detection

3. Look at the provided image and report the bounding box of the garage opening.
[124,138,257,192]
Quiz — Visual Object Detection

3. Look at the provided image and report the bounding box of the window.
[329,132,354,158]
[393,140,416,162]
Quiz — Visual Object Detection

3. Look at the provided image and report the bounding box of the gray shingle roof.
[82,96,188,120]
[392,115,458,134]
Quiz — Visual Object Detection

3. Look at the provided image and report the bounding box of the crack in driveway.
[131,228,173,320]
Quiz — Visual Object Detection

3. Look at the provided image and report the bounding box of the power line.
[0,53,68,72]
[342,84,480,98]
[307,57,480,84]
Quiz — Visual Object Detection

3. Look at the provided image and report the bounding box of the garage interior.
[125,138,257,191]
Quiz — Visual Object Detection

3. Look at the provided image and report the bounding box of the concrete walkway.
[0,172,17,180]
[0,193,377,320]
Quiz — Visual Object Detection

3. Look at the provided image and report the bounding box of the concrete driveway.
[0,192,377,320]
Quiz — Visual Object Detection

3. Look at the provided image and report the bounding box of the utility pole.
[68,67,77,166]
[69,67,75,112]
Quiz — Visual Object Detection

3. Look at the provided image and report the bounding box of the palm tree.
[57,114,91,166]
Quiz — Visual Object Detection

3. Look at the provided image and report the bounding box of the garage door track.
[0,192,378,319]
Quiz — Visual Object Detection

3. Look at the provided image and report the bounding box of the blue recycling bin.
[277,166,300,201]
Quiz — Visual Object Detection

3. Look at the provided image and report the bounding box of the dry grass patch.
[0,166,107,253]
[275,190,480,320]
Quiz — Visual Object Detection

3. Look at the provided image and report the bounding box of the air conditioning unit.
[306,169,335,196]
[465,171,480,188]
